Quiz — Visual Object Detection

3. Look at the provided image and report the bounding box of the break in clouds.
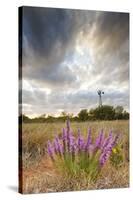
[21,6,129,117]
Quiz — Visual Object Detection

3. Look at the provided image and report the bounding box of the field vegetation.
[21,120,129,193]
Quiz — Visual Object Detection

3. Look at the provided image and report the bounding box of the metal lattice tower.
[97,90,104,107]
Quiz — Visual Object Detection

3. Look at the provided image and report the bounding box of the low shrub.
[110,145,124,168]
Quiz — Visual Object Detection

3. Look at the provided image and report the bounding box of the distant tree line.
[19,105,129,123]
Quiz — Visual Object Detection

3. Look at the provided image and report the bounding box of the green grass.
[21,120,129,193]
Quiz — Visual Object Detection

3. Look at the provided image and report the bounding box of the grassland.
[21,120,129,193]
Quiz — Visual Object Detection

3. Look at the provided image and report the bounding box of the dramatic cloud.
[20,6,129,117]
[91,12,129,86]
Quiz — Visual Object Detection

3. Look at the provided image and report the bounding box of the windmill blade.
[97,90,101,95]
[97,89,104,107]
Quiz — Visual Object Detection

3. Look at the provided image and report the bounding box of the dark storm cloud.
[23,7,95,62]
[23,63,78,88]
[91,12,129,84]
[22,7,96,86]
[23,7,76,65]
[93,12,129,49]
[23,7,129,87]
[22,7,77,86]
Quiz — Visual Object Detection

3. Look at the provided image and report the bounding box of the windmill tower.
[97,90,104,107]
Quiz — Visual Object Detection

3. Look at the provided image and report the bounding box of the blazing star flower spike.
[47,140,54,161]
[66,118,70,133]
[77,128,84,151]
[55,136,63,156]
[62,128,67,140]
[85,128,91,151]
[47,119,119,179]
[95,129,104,149]
[68,132,76,153]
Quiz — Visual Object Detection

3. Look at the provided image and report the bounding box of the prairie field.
[21,120,129,194]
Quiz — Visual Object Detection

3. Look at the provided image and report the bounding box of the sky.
[21,6,129,117]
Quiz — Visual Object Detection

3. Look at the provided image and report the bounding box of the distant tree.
[46,115,55,122]
[78,109,89,121]
[115,106,124,113]
[88,108,96,120]
[60,111,67,117]
[40,114,46,118]
[123,110,129,119]
[72,116,79,121]
[91,105,115,120]
[20,105,129,124]
[114,106,124,119]
[68,113,74,119]
[59,111,68,121]
[89,108,95,114]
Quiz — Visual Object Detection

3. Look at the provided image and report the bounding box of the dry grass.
[21,120,129,194]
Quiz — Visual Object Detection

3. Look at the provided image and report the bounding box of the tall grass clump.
[47,119,119,181]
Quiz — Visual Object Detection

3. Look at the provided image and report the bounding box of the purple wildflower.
[101,131,113,152]
[65,129,75,153]
[99,152,107,166]
[77,129,84,151]
[62,128,67,140]
[67,130,77,161]
[85,128,91,151]
[72,143,77,152]
[72,144,77,162]
[55,136,63,156]
[47,140,54,161]
[66,118,70,133]
[99,133,116,167]
[66,119,71,151]
[95,129,104,149]
[69,132,76,152]
[53,139,58,154]
[46,119,120,175]
[111,134,119,147]
[99,147,110,167]
[62,128,67,154]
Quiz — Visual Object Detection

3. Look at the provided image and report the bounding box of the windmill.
[97,90,104,107]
